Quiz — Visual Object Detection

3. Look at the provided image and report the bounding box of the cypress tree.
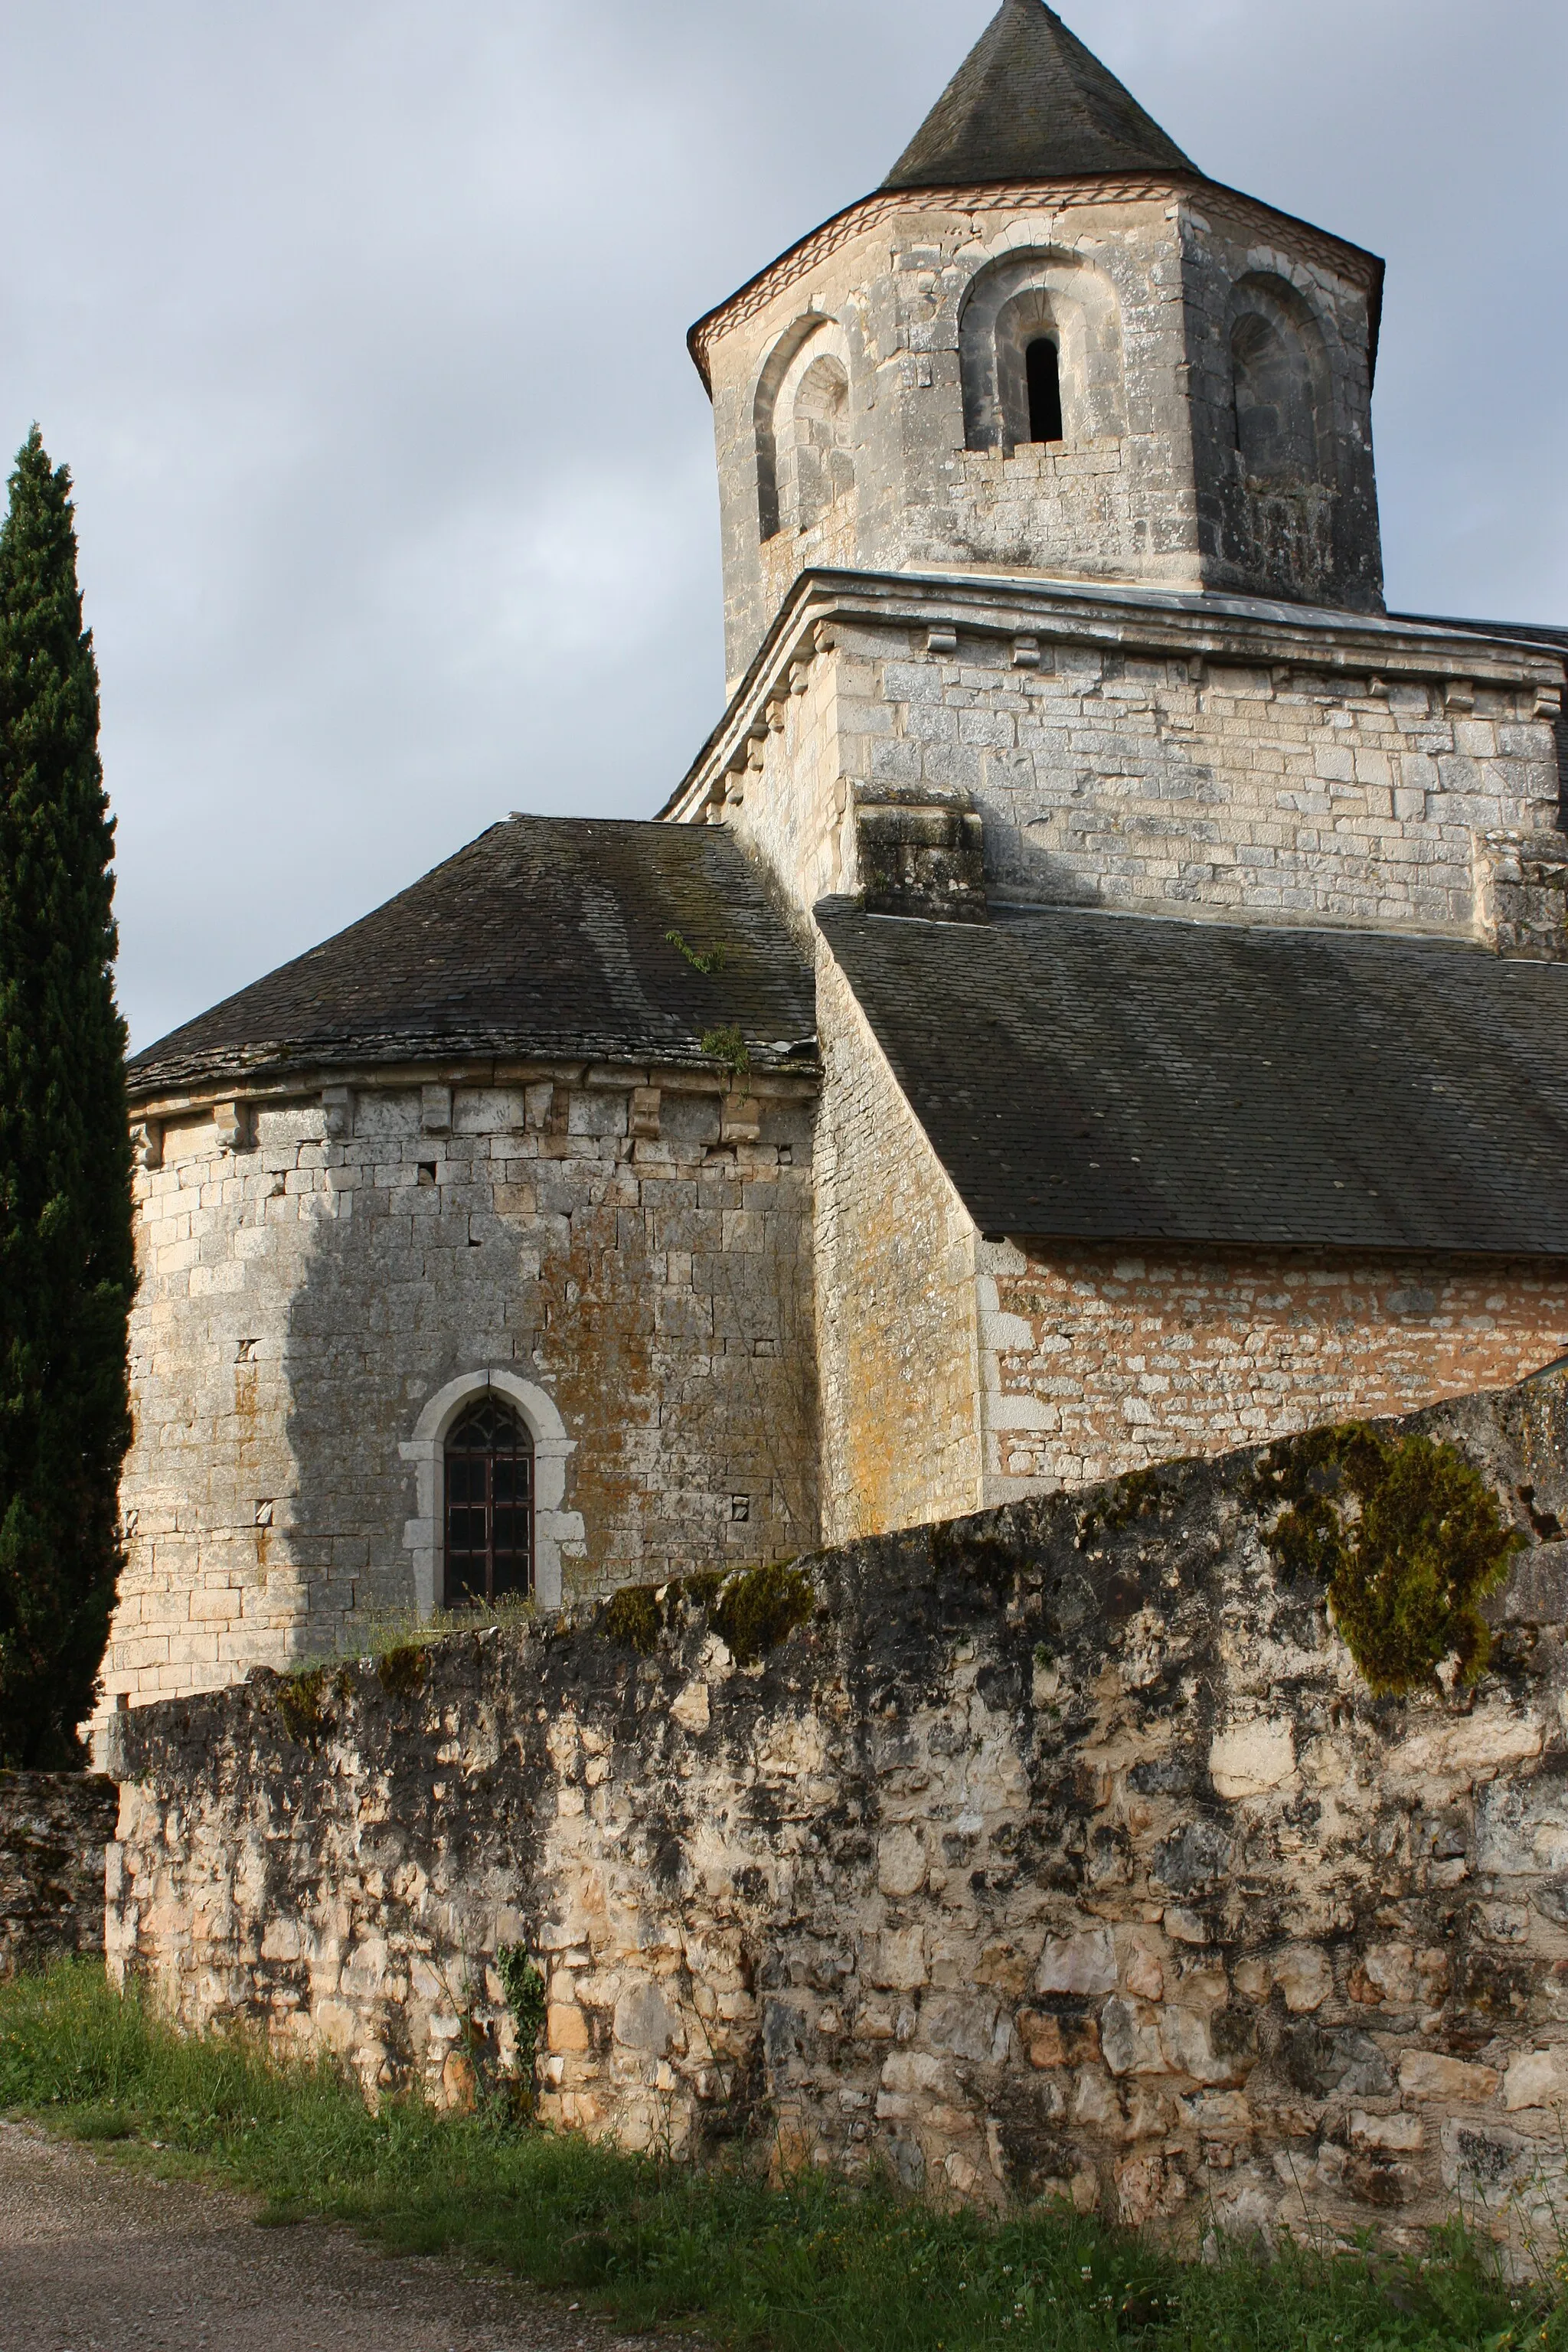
[0,426,133,1766]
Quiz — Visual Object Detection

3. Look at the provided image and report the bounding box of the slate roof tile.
[129,818,817,1099]
[883,0,1194,193]
[817,898,1568,1255]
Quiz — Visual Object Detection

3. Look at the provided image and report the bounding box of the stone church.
[99,0,1568,1737]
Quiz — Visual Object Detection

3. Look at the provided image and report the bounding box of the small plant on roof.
[666,928,726,976]
[701,1024,750,1078]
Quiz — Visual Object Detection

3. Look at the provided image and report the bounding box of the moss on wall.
[1253,1422,1525,1695]
[599,1563,815,1665]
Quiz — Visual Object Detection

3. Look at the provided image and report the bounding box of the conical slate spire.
[883,0,1194,191]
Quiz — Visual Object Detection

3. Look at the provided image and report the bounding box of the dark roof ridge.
[884,0,1194,192]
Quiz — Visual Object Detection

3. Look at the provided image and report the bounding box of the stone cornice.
[128,1054,820,1124]
[687,172,1383,394]
[660,567,1567,826]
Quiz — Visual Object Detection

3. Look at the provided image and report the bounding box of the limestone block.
[1503,2048,1568,2111]
[1036,1928,1117,1998]
[1207,1717,1295,1799]
[1399,2052,1500,2102]
[877,1826,926,1898]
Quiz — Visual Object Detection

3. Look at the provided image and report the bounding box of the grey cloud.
[0,0,1561,1046]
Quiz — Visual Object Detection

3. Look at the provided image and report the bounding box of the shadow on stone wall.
[109,1367,1568,2249]
[276,1096,820,1650]
[1,1772,118,1977]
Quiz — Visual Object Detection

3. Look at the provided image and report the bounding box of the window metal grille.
[443,1394,534,1606]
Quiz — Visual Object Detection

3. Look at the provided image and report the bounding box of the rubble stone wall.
[106,1066,818,1730]
[109,1368,1568,2252]
[0,1772,117,1978]
[978,1240,1568,1500]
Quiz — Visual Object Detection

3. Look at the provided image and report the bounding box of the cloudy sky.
[2,0,1563,1049]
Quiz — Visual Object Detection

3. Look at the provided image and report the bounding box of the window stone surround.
[400,1367,577,1613]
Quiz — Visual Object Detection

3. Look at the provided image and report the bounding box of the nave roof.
[818,897,1568,1256]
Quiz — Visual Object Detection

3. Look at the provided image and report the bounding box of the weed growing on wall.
[495,1945,547,2115]
[713,1560,813,1664]
[374,1642,429,1700]
[600,1563,815,1665]
[273,1665,331,1746]
[1254,1424,1524,1694]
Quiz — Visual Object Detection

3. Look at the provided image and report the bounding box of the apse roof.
[883,0,1194,192]
[816,898,1568,1255]
[128,818,818,1100]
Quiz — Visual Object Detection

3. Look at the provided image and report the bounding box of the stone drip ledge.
[106,1368,1568,2252]
[0,1772,119,1978]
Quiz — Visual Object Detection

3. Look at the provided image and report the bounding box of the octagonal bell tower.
[693,0,1386,693]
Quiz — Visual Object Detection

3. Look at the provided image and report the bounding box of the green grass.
[0,1964,1559,2352]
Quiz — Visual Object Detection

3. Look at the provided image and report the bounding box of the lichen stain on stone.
[1253,1422,1525,1694]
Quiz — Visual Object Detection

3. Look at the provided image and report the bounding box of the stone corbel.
[132,1119,164,1171]
[212,1099,248,1153]
[629,1086,662,1140]
[321,1085,354,1141]
[421,1083,452,1136]
[855,791,988,925]
[720,1093,763,1145]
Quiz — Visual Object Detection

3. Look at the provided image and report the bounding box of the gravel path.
[0,2118,647,2352]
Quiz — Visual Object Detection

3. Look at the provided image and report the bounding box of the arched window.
[958,251,1125,454]
[443,1394,533,1606]
[1231,310,1318,481]
[754,318,854,541]
[1025,338,1063,444]
[789,352,853,530]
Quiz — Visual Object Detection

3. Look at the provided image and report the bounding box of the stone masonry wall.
[0,1773,117,1978]
[829,619,1558,938]
[109,1369,1568,2254]
[691,588,1562,953]
[108,1065,817,1723]
[704,183,1381,687]
[814,955,983,1545]
[978,1241,1568,1502]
